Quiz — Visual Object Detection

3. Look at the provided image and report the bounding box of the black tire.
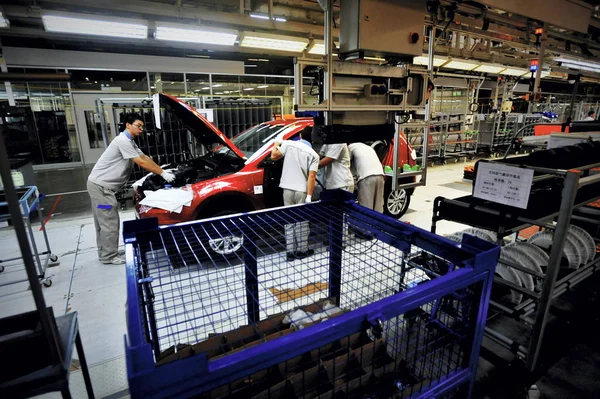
[43,279,52,288]
[198,209,245,257]
[383,180,412,219]
[50,254,58,262]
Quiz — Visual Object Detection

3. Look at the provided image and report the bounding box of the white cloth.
[583,116,595,121]
[88,131,144,191]
[132,172,154,190]
[348,143,384,183]
[278,140,319,193]
[139,188,193,213]
[320,143,354,189]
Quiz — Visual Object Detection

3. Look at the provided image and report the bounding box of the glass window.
[69,70,148,92]
[186,73,210,95]
[150,72,185,96]
[217,123,290,157]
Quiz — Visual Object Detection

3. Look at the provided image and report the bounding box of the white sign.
[253,185,263,195]
[473,162,534,209]
[196,108,215,123]
[152,93,162,129]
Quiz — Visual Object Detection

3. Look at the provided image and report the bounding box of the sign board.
[196,109,215,123]
[153,94,161,130]
[473,162,534,209]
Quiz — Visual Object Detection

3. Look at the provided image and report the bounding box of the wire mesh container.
[124,191,499,399]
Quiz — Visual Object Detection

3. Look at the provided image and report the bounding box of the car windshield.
[218,123,291,157]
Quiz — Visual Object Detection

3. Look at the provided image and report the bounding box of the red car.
[135,94,416,253]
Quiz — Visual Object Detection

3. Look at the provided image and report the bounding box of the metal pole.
[526,171,580,371]
[422,25,434,178]
[566,78,579,122]
[323,0,333,124]
[0,128,62,365]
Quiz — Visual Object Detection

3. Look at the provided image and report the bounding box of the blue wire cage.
[124,191,499,399]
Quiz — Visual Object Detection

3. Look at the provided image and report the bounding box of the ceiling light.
[243,87,255,91]
[274,17,287,22]
[212,84,222,88]
[94,81,98,84]
[257,85,269,88]
[155,24,237,46]
[500,67,528,76]
[474,64,505,74]
[240,32,308,53]
[215,92,224,95]
[131,79,136,82]
[0,12,9,28]
[560,62,600,73]
[85,77,89,81]
[413,55,446,67]
[442,59,479,71]
[250,14,270,20]
[245,64,258,68]
[364,56,386,62]
[151,86,155,89]
[200,87,210,90]
[309,43,326,55]
[42,12,148,39]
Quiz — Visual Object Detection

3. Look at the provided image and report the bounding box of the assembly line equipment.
[124,190,499,399]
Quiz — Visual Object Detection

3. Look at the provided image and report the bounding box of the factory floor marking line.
[40,194,62,231]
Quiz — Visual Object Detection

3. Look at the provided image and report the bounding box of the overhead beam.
[10,0,337,38]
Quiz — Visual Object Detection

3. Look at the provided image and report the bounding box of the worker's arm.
[132,154,165,175]
[271,141,284,161]
[306,170,317,197]
[319,157,335,167]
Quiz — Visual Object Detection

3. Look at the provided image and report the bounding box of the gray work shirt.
[348,143,384,183]
[278,140,319,193]
[320,144,354,189]
[88,131,144,191]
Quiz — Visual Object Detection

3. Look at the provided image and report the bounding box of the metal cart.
[431,153,600,372]
[124,191,499,399]
[0,185,57,288]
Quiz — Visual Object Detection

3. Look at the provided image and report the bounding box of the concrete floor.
[0,161,598,398]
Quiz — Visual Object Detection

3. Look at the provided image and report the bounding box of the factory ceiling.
[1,1,600,77]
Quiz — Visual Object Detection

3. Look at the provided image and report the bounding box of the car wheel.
[203,209,245,257]
[383,181,412,219]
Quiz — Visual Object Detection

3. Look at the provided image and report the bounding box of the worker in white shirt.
[271,138,319,261]
[583,110,596,121]
[348,142,385,213]
[318,144,354,192]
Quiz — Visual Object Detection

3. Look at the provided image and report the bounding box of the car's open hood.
[158,93,246,160]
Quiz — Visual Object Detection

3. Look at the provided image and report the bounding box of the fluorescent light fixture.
[212,84,223,88]
[474,64,505,74]
[413,55,447,67]
[200,87,210,90]
[364,56,386,62]
[441,59,478,71]
[155,23,237,46]
[257,85,269,88]
[250,13,270,20]
[0,12,9,28]
[215,92,224,95]
[42,11,148,39]
[250,13,286,22]
[500,67,528,76]
[245,64,258,67]
[243,87,255,91]
[248,58,270,62]
[131,79,136,82]
[555,57,600,69]
[240,32,308,53]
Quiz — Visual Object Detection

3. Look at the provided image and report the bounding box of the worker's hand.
[161,171,176,183]
[305,194,312,203]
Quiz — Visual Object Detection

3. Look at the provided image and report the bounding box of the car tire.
[200,209,245,258]
[383,180,412,219]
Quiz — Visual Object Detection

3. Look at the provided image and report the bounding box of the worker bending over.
[318,143,354,192]
[348,142,385,213]
[87,113,175,265]
[271,138,319,261]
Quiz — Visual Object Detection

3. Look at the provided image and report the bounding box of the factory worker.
[87,113,175,265]
[271,135,319,261]
[318,143,354,192]
[583,110,596,121]
[348,142,385,213]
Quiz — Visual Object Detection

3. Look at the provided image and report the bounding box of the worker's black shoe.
[286,252,297,261]
[294,249,315,260]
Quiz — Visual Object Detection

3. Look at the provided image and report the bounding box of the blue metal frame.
[0,186,40,221]
[124,192,499,399]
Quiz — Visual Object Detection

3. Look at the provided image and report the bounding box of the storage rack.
[205,98,276,139]
[0,185,56,289]
[124,191,499,399]
[431,155,600,372]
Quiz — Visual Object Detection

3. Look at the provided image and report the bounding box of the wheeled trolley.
[124,191,499,399]
[0,186,57,288]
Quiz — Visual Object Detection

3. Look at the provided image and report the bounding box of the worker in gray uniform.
[348,142,385,213]
[271,137,319,261]
[87,113,175,265]
[318,143,354,192]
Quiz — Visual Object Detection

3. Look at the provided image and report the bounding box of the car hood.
[158,93,246,160]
